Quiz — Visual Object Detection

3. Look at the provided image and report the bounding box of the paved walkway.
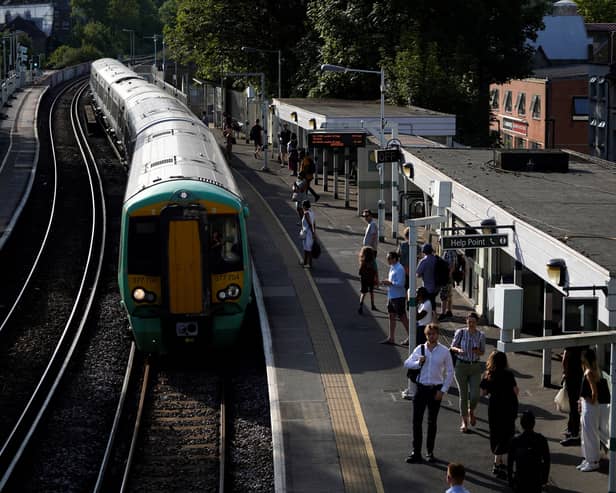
[222,130,608,492]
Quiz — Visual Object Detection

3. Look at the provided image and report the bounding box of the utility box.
[494,284,523,330]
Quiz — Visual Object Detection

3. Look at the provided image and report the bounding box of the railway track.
[0,79,107,490]
[96,358,229,493]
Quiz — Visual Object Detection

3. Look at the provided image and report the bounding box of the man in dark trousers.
[560,346,586,446]
[508,410,550,493]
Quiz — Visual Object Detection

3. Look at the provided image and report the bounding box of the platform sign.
[562,297,599,332]
[373,148,400,163]
[308,132,366,148]
[441,234,508,250]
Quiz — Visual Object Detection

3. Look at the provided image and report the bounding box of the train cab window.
[207,215,242,274]
[128,217,161,275]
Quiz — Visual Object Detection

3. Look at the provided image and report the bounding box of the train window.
[128,217,161,275]
[207,215,242,274]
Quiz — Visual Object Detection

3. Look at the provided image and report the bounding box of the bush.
[47,44,103,69]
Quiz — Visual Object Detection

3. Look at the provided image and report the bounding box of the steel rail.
[0,80,107,490]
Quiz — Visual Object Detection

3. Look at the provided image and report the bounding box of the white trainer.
[576,460,588,470]
[580,461,599,472]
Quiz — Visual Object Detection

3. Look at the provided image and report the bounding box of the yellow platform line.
[235,168,385,493]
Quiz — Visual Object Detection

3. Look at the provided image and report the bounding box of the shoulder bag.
[406,344,425,383]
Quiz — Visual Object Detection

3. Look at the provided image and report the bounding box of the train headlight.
[226,284,241,299]
[216,284,241,301]
[132,287,156,303]
[132,288,146,301]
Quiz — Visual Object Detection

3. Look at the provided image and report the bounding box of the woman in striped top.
[450,312,486,433]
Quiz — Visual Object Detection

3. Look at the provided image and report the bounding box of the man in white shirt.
[361,209,378,252]
[404,323,454,463]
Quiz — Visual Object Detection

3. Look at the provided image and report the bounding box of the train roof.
[91,58,143,85]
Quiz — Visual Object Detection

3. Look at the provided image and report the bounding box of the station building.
[400,146,616,345]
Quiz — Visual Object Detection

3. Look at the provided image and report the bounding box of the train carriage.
[90,58,251,354]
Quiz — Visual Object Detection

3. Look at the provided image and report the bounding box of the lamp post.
[225,71,268,171]
[122,29,135,66]
[321,63,386,239]
[241,46,282,159]
[144,34,161,68]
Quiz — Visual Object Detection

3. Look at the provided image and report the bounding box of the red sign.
[502,118,528,136]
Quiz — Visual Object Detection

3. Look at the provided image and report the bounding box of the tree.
[575,0,616,22]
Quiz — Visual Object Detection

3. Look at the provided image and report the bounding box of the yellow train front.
[90,58,251,354]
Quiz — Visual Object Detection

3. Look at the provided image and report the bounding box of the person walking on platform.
[361,209,379,285]
[446,463,471,493]
[299,149,320,202]
[249,119,263,159]
[560,346,586,446]
[397,227,410,289]
[577,348,609,472]
[299,200,316,268]
[358,246,378,314]
[278,123,291,166]
[438,249,456,320]
[480,350,519,478]
[405,323,454,463]
[416,243,438,311]
[450,312,486,433]
[508,410,550,493]
[380,251,408,345]
[292,172,309,222]
[415,287,432,346]
[287,133,299,176]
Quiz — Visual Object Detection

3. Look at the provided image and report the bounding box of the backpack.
[434,255,450,287]
[510,434,547,488]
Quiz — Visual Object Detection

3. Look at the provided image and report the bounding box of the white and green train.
[90,58,251,354]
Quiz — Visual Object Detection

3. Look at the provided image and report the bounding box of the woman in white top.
[300,200,316,268]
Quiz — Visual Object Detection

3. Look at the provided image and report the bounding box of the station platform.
[222,133,608,493]
[0,84,47,251]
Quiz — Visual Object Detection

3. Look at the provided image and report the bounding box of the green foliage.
[47,44,103,69]
[159,0,179,28]
[81,22,114,54]
[575,0,616,22]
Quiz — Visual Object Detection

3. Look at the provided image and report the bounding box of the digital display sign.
[308,132,366,148]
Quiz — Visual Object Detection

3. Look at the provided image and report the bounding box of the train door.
[161,205,209,315]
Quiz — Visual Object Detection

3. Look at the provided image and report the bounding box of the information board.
[562,297,599,332]
[442,234,508,250]
[308,132,366,148]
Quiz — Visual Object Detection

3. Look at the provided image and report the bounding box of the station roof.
[274,98,456,138]
[407,147,616,275]
[276,98,451,119]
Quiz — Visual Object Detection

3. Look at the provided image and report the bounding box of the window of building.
[530,95,541,119]
[515,137,526,148]
[515,92,526,116]
[503,90,512,113]
[490,89,499,109]
[572,97,588,120]
[530,141,542,149]
[503,133,513,148]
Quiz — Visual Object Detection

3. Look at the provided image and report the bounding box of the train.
[90,58,251,354]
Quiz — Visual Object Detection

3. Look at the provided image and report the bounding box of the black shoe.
[405,452,422,463]
[492,464,507,479]
[371,304,377,311]
[446,310,453,317]
[425,452,435,463]
[560,436,581,446]
[314,194,320,203]
[437,313,448,321]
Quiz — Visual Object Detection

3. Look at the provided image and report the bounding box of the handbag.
[312,238,321,258]
[406,344,425,383]
[598,376,610,404]
[554,385,570,413]
[299,229,306,240]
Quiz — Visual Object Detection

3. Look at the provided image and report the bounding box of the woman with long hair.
[450,312,486,433]
[577,348,603,472]
[480,350,519,479]
[357,246,377,314]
